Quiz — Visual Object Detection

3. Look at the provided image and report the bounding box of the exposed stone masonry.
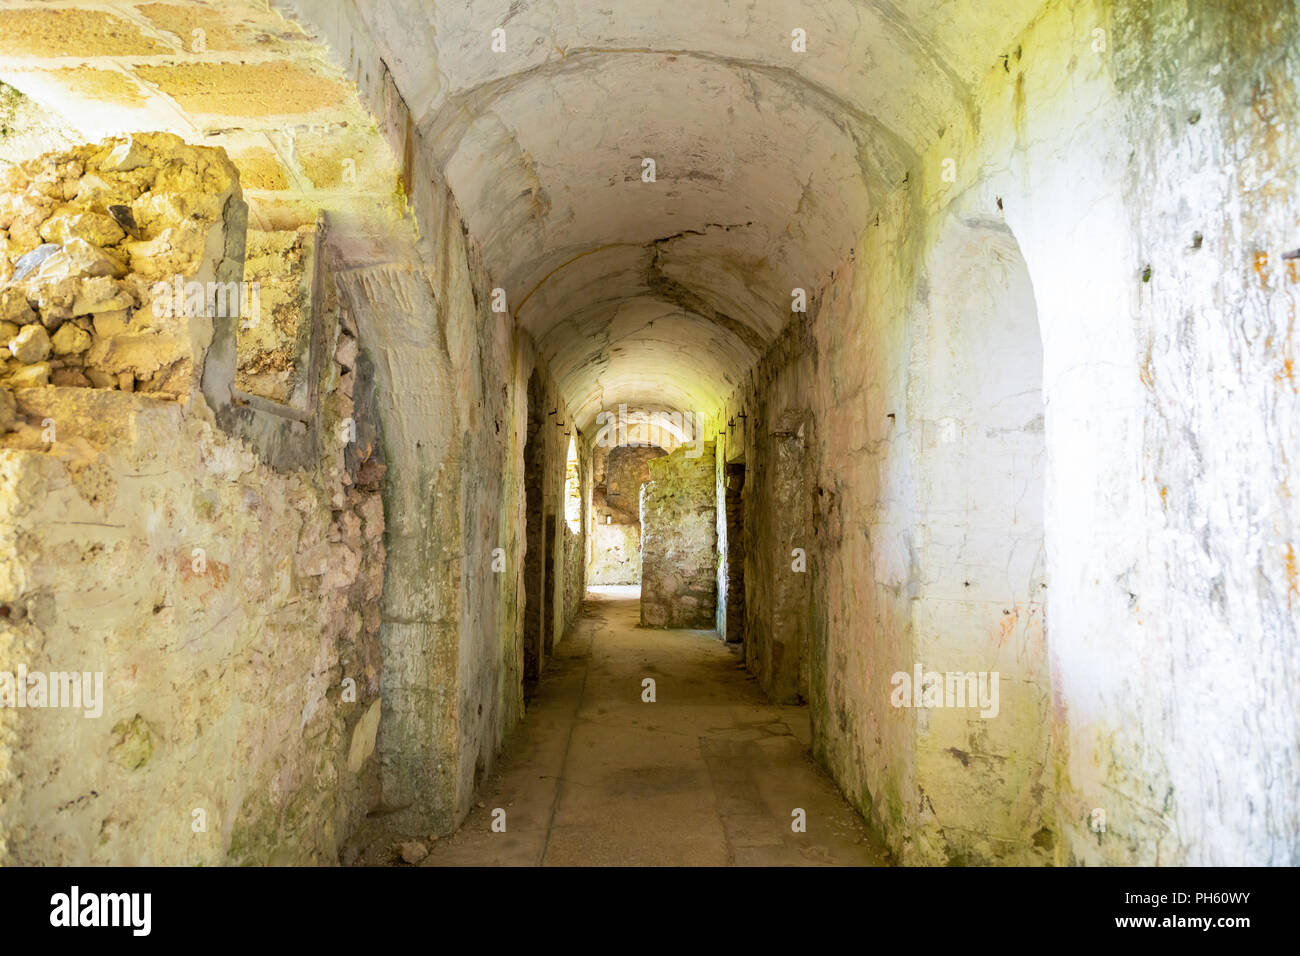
[640,443,717,628]
[0,133,385,864]
[1,132,240,399]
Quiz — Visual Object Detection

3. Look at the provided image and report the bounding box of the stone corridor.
[0,0,1297,871]
[349,587,886,867]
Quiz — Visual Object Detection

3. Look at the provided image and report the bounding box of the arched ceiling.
[353,0,1049,430]
[2,0,1051,432]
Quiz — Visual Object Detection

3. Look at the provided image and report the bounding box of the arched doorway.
[907,216,1052,864]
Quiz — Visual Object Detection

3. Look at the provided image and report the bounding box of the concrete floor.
[354,587,889,866]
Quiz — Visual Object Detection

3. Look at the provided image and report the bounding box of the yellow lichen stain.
[997,607,1018,647]
[1249,73,1287,173]
[1139,343,1154,388]
[1278,356,1296,391]
[1159,484,1168,507]
[1286,544,1298,605]
[1013,71,1027,142]
[1253,250,1270,290]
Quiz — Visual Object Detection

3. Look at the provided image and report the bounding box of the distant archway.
[587,441,668,586]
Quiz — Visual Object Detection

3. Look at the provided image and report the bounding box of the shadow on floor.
[346,590,891,866]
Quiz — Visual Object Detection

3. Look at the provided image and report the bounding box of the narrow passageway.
[0,0,1295,874]
[353,588,886,866]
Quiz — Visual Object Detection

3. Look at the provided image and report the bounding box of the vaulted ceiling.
[0,0,1050,430]
[356,0,1048,428]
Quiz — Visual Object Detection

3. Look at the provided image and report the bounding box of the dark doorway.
[724,462,746,644]
[543,512,557,655]
[522,370,546,683]
[748,413,812,704]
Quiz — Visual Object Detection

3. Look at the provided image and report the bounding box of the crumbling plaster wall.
[236,226,315,407]
[0,135,385,865]
[330,207,530,834]
[1,132,242,398]
[0,0,587,850]
[724,0,1300,866]
[716,315,818,706]
[282,1,585,833]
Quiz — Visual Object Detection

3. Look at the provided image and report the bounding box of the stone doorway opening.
[723,461,746,645]
[587,443,666,588]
